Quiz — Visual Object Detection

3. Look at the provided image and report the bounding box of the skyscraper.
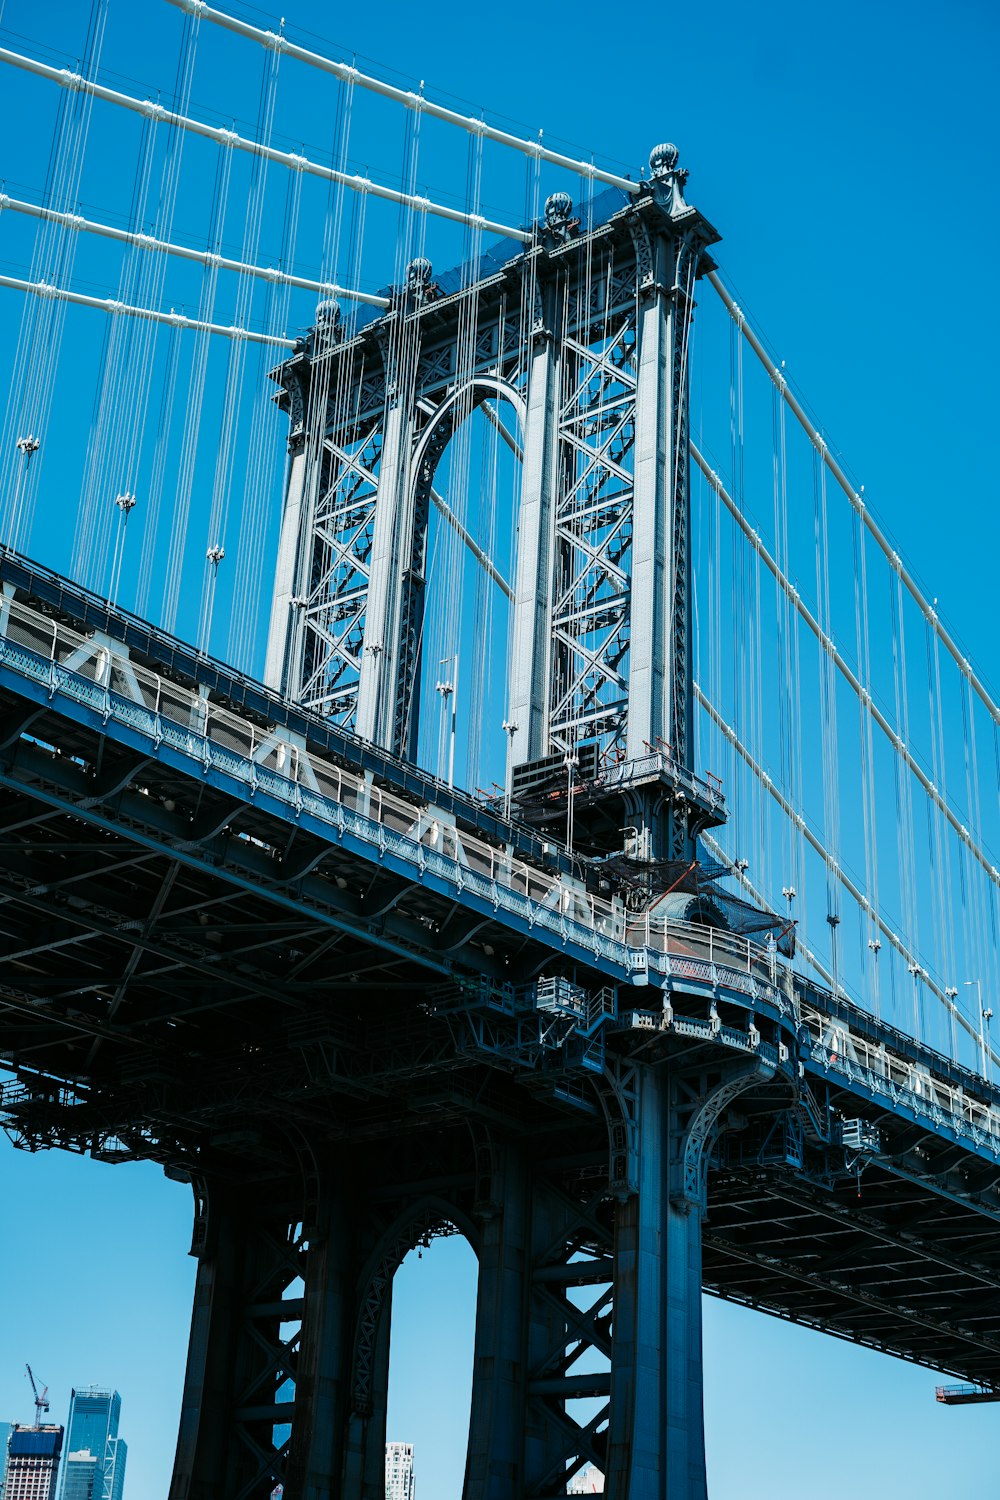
[384,1442,415,1500]
[56,1391,126,1500]
[3,1426,63,1500]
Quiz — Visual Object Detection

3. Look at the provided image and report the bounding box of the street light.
[109,492,137,607]
[10,434,41,545]
[965,980,993,1080]
[564,751,578,854]
[827,912,841,995]
[436,654,458,787]
[501,719,518,819]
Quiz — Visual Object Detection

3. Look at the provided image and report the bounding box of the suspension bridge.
[0,2,998,1496]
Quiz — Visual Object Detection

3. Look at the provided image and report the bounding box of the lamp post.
[564,751,577,854]
[9,433,41,545]
[965,980,992,1080]
[436,653,458,787]
[110,492,136,607]
[200,543,225,655]
[945,985,959,1059]
[502,719,518,820]
[827,912,841,996]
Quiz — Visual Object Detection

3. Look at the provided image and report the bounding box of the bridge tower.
[264,145,721,866]
[165,148,757,1500]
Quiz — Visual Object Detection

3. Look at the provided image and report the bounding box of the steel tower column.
[264,313,334,698]
[508,280,561,769]
[355,263,434,753]
[463,1145,530,1498]
[604,1067,707,1497]
[284,1174,355,1500]
[263,434,309,693]
[340,1294,393,1498]
[604,1059,772,1495]
[626,229,693,766]
[169,1179,319,1500]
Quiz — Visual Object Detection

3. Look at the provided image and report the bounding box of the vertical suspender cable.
[1,1,109,552]
[198,36,282,654]
[163,138,233,631]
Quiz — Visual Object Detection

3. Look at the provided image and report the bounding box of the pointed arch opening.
[404,377,525,795]
[385,1231,479,1499]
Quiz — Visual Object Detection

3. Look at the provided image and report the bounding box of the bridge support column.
[264,434,310,694]
[464,1138,619,1497]
[169,1171,357,1500]
[169,1181,303,1500]
[341,1296,394,1499]
[604,1059,771,1497]
[285,1178,355,1500]
[464,1146,529,1498]
[168,1060,764,1500]
[605,1067,707,1498]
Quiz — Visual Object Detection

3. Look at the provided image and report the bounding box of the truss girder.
[295,430,383,726]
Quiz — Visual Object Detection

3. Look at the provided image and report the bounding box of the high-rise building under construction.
[2,1426,63,1500]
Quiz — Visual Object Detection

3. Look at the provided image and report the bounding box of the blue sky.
[0,0,999,1495]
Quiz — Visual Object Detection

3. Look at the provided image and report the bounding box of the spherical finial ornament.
[649,142,679,177]
[544,190,574,229]
[406,257,433,289]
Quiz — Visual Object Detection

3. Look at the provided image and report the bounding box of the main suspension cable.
[0,45,531,243]
[0,272,297,346]
[0,194,391,307]
[162,0,640,194]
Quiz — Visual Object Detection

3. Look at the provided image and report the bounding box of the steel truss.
[549,320,637,755]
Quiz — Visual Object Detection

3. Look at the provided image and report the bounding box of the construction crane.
[25,1365,49,1426]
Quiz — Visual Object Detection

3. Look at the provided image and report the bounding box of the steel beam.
[508,307,560,767]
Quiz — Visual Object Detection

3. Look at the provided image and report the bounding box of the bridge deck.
[1,546,999,1392]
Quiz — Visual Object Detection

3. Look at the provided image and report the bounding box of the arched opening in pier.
[411,382,524,799]
[385,1230,478,1499]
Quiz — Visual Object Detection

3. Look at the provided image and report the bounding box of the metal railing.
[598,748,725,817]
[0,594,772,987]
[798,1003,1000,1156]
